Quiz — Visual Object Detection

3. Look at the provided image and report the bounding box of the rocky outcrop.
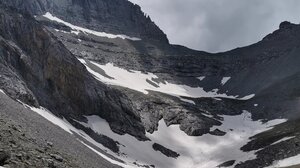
[217,160,236,168]
[152,143,179,158]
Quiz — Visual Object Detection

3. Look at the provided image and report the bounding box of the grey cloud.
[129,0,300,53]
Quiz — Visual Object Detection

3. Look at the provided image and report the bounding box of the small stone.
[10,144,17,148]
[47,141,53,147]
[25,161,32,166]
[47,159,57,168]
[50,154,63,162]
[9,140,16,145]
[36,148,44,153]
[11,125,21,132]
[16,153,23,159]
[3,164,10,168]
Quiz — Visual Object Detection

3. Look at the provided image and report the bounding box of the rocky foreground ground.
[0,93,119,168]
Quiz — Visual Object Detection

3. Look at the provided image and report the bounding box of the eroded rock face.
[0,6,147,140]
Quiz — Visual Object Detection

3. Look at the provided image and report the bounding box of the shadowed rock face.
[0,0,168,43]
[0,5,147,140]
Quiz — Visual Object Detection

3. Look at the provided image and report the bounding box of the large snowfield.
[22,101,290,168]
[78,59,255,100]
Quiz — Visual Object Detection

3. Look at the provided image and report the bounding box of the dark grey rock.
[47,141,53,147]
[0,151,10,165]
[217,160,235,167]
[50,154,63,162]
[210,129,226,136]
[152,143,179,158]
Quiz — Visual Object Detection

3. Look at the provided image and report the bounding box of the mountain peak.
[279,21,295,29]
[0,0,169,43]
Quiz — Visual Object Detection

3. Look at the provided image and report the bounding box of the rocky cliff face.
[0,5,147,141]
[1,0,300,168]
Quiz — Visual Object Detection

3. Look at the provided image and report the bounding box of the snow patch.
[28,106,73,134]
[43,12,141,41]
[254,104,258,107]
[197,76,206,81]
[79,141,132,168]
[79,59,255,100]
[221,77,231,85]
[179,97,195,104]
[0,89,5,94]
[201,113,214,118]
[265,154,300,168]
[240,94,255,100]
[271,136,295,146]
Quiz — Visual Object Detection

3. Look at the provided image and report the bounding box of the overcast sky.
[129,0,300,53]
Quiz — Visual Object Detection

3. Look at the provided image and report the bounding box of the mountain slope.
[1,0,300,168]
[0,87,120,168]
